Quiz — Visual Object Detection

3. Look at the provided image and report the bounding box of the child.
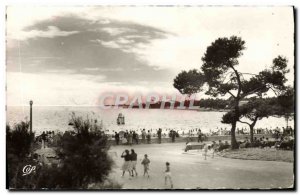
[165,162,173,188]
[141,154,150,178]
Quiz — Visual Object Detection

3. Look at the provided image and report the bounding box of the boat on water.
[117,113,125,125]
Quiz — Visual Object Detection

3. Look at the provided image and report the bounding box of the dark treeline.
[127,98,227,109]
[128,97,286,110]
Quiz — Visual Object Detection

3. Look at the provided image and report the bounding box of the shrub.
[36,113,113,189]
[6,121,35,189]
[7,115,115,190]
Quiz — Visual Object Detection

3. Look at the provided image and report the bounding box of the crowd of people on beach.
[238,135,294,150]
[110,126,293,146]
[109,126,292,138]
[35,125,293,151]
[114,128,182,145]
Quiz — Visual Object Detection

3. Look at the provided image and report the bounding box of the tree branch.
[228,91,236,99]
[221,71,235,83]
[269,86,279,96]
[238,120,251,126]
[230,65,242,99]
[241,86,265,99]
[252,116,259,127]
[238,72,258,76]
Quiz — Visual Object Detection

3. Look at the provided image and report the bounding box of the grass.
[219,148,294,163]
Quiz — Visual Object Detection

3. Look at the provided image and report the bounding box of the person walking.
[164,162,173,188]
[147,130,151,144]
[121,150,132,178]
[130,149,138,176]
[141,154,150,178]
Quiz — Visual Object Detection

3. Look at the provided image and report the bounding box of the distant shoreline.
[6,105,230,112]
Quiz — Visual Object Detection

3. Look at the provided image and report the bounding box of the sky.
[6,6,294,106]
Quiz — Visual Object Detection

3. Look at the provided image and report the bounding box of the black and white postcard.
[6,6,295,190]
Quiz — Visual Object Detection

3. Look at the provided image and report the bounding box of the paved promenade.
[108,142,294,189]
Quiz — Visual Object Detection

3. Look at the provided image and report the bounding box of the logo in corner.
[22,165,36,176]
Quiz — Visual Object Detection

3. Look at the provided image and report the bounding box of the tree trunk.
[230,99,239,150]
[250,125,254,143]
[231,121,239,149]
[285,115,289,129]
[250,117,258,143]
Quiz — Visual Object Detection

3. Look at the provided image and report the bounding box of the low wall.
[108,134,273,145]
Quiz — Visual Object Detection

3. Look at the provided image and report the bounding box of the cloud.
[127,35,204,70]
[90,37,137,52]
[83,67,100,71]
[117,37,135,44]
[98,19,111,24]
[6,6,294,107]
[9,25,79,41]
[83,67,123,72]
[124,35,150,39]
[92,39,122,49]
[6,14,173,84]
[101,27,136,36]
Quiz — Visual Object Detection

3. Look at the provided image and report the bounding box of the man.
[157,128,162,144]
[171,130,176,143]
[115,132,120,145]
[197,129,202,143]
[147,130,151,144]
[142,129,146,144]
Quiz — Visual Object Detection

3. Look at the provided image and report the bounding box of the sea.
[6,106,293,136]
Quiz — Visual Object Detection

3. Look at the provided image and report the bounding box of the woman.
[121,150,132,177]
[130,149,138,176]
[128,131,133,146]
